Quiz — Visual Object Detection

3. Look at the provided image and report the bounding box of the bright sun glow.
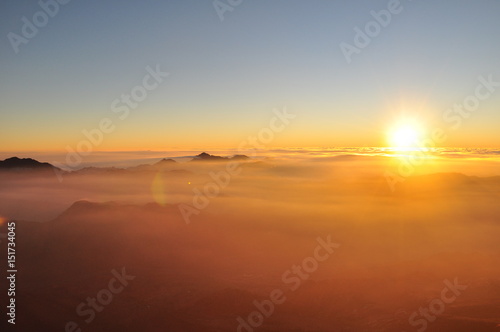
[389,123,422,148]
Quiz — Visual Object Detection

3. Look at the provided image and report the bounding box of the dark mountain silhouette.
[52,200,177,223]
[154,158,177,165]
[0,157,60,171]
[70,158,182,175]
[191,152,249,162]
[124,158,178,172]
[194,152,225,161]
[0,154,250,177]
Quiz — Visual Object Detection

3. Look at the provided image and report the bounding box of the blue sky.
[1,0,500,150]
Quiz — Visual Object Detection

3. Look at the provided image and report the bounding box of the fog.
[0,150,499,331]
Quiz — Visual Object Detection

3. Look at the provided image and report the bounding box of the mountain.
[154,158,177,166]
[191,152,249,162]
[70,158,181,175]
[0,157,61,171]
[124,158,178,172]
[51,200,178,223]
[0,154,249,175]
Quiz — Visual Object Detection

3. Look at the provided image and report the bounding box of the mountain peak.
[0,157,59,171]
[192,152,249,162]
[193,152,225,162]
[154,158,177,165]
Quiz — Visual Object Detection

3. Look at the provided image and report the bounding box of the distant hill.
[0,154,250,174]
[126,158,178,172]
[154,158,177,166]
[63,158,182,175]
[52,200,178,223]
[191,152,249,162]
[71,166,127,175]
[0,157,61,172]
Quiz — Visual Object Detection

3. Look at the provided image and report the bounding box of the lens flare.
[151,172,167,206]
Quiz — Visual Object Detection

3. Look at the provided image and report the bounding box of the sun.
[388,123,422,148]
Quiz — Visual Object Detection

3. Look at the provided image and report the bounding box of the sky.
[1,0,500,152]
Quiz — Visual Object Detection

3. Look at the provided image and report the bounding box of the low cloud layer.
[0,150,499,331]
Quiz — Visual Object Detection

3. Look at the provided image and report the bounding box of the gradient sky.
[1,0,500,151]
